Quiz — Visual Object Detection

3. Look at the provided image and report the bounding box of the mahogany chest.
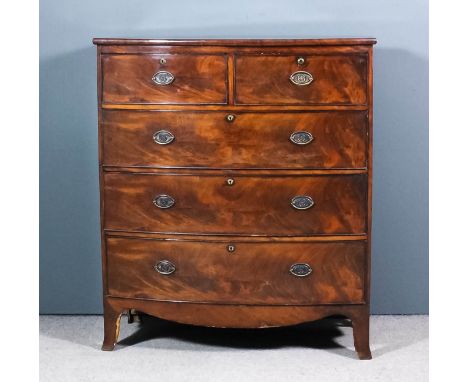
[93,38,376,359]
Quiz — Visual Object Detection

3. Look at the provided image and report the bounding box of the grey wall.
[40,0,428,314]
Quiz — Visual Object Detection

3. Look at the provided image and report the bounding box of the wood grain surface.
[102,110,368,169]
[102,54,227,105]
[106,237,366,305]
[103,173,367,235]
[235,54,367,105]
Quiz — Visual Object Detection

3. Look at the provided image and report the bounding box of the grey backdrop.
[40,0,428,314]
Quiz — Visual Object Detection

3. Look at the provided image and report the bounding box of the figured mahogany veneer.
[235,54,367,105]
[102,54,228,105]
[94,38,376,360]
[106,237,366,305]
[103,173,367,235]
[102,110,368,169]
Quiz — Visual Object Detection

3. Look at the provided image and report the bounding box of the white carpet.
[40,314,428,382]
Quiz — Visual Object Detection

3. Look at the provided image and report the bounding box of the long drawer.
[102,111,368,169]
[106,237,366,305]
[103,173,367,235]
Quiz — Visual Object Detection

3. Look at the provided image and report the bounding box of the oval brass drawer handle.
[153,194,175,209]
[290,71,313,86]
[290,131,314,145]
[153,130,175,145]
[155,260,176,275]
[291,195,314,210]
[289,263,312,277]
[152,71,174,85]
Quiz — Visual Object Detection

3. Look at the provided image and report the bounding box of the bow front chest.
[93,38,376,359]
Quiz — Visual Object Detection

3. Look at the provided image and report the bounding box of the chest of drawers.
[93,38,376,360]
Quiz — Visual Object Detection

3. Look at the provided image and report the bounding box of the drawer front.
[106,237,366,305]
[104,174,367,235]
[235,54,367,105]
[101,54,227,105]
[102,111,368,169]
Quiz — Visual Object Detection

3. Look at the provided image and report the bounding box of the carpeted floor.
[40,314,428,382]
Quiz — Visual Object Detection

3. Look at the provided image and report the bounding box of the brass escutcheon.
[226,114,235,122]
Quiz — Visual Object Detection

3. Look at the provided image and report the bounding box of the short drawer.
[103,173,367,235]
[101,54,227,104]
[102,111,368,169]
[106,237,366,305]
[235,54,367,105]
